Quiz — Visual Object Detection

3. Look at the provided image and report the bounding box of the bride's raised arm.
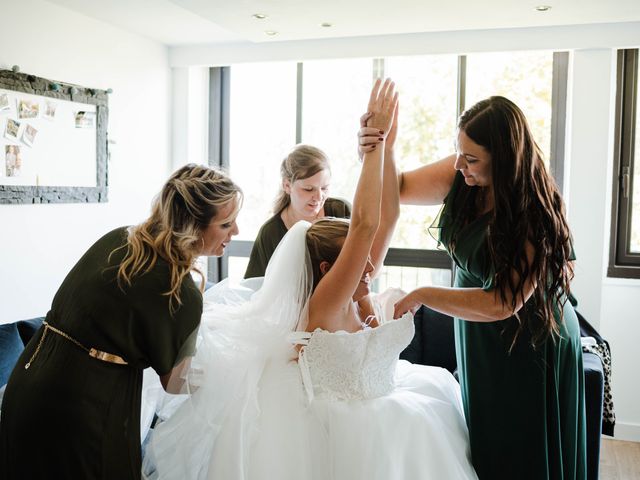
[369,99,400,279]
[307,78,397,330]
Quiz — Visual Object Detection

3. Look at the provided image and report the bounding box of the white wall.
[601,281,640,441]
[0,0,172,322]
[565,50,640,442]
[565,49,614,332]
[171,67,209,171]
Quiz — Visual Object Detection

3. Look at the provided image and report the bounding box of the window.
[301,58,373,202]
[213,50,565,288]
[465,51,554,164]
[221,62,297,281]
[384,55,459,251]
[228,62,297,242]
[375,266,452,292]
[609,49,640,277]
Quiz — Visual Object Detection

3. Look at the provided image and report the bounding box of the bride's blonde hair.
[306,218,350,290]
[115,164,242,311]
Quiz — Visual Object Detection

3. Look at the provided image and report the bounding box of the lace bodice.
[297,314,415,401]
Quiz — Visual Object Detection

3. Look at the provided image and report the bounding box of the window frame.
[207,66,231,283]
[609,48,640,278]
[210,51,568,284]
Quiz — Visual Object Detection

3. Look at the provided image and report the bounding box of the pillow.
[420,306,457,373]
[400,306,457,373]
[16,317,45,346]
[0,323,25,387]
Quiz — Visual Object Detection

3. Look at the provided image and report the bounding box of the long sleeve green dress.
[436,173,587,480]
[0,227,202,480]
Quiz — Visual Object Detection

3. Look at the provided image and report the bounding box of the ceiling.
[47,0,640,46]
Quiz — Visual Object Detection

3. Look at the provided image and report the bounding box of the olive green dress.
[437,173,587,480]
[0,227,202,480]
[244,197,351,278]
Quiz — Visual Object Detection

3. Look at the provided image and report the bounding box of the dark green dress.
[437,173,587,480]
[244,197,351,278]
[0,227,202,480]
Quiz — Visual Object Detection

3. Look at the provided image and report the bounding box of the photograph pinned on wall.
[21,124,38,147]
[17,99,39,119]
[75,111,95,129]
[43,100,57,120]
[5,144,22,177]
[0,93,9,113]
[4,118,20,141]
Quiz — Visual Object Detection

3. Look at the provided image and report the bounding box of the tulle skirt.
[144,357,478,480]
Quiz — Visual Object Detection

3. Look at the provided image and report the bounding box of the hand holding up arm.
[357,112,382,158]
[350,78,398,231]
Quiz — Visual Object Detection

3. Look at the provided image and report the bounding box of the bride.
[144,79,478,480]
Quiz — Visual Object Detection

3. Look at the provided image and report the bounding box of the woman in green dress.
[0,164,242,480]
[244,144,351,279]
[391,97,586,479]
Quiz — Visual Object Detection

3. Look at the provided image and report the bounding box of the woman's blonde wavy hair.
[115,164,242,311]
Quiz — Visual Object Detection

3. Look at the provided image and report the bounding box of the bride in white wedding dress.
[144,78,477,480]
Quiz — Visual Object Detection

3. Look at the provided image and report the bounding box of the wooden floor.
[600,438,640,479]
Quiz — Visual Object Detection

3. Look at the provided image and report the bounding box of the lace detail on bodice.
[298,314,414,401]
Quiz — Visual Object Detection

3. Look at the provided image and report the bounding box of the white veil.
[144,220,313,480]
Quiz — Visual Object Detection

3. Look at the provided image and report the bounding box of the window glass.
[385,55,459,249]
[465,51,554,163]
[227,256,250,282]
[224,51,557,279]
[374,266,451,293]
[229,62,297,241]
[301,58,374,202]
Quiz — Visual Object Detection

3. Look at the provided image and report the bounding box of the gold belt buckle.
[89,348,128,365]
[24,321,129,369]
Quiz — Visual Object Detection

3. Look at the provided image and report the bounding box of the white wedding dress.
[143,222,477,480]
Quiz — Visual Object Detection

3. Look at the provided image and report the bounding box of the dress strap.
[287,331,311,346]
[297,347,314,403]
[287,331,314,402]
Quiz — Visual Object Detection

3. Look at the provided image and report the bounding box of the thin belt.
[24,321,128,369]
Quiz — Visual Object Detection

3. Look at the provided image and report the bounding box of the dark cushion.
[400,306,457,373]
[0,323,25,386]
[399,314,423,364]
[583,351,604,480]
[16,317,45,346]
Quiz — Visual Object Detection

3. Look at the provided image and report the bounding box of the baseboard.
[605,422,640,442]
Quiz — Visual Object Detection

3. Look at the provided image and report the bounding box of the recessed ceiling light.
[252,13,268,20]
[320,22,333,28]
[534,5,552,11]
[264,30,278,36]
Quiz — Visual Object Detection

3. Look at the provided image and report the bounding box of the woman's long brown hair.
[458,96,574,348]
